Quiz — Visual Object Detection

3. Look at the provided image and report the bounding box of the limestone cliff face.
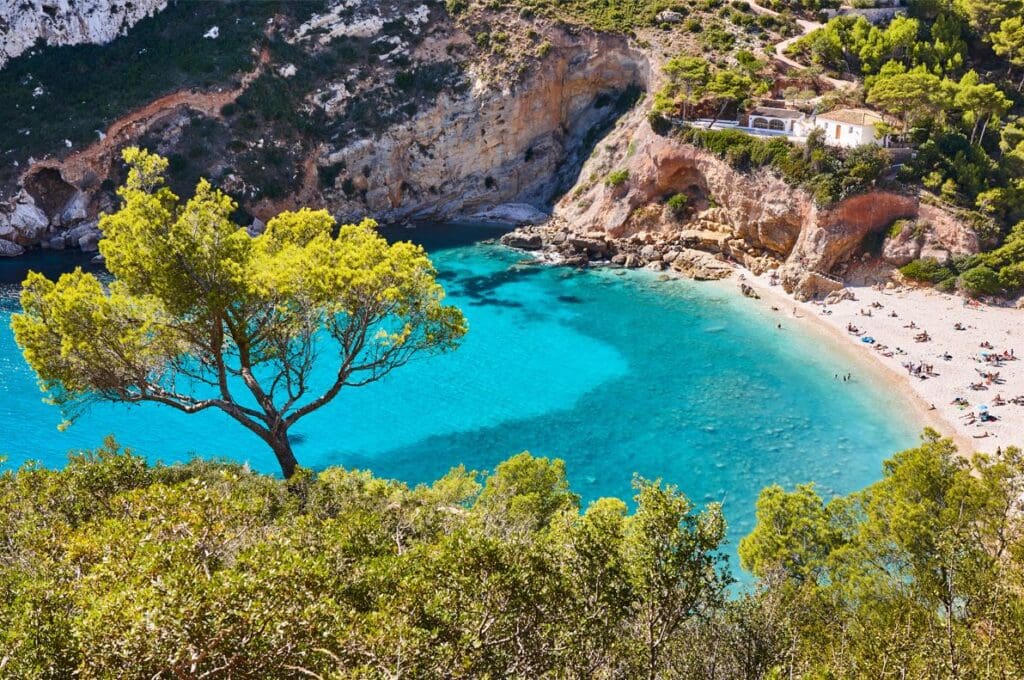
[559,110,806,258]
[788,191,918,273]
[316,31,648,223]
[0,2,648,254]
[0,0,167,69]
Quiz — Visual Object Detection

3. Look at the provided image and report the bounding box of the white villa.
[805,108,887,148]
[728,106,891,148]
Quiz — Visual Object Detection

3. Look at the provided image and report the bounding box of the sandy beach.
[738,271,1023,455]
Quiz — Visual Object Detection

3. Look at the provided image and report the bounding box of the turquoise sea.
[0,223,919,555]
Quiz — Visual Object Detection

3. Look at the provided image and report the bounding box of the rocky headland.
[501,111,978,300]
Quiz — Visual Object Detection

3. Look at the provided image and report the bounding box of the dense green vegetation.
[462,0,793,41]
[1,430,1022,677]
[469,0,704,32]
[676,126,893,206]
[785,7,1021,222]
[653,53,772,120]
[773,0,1024,294]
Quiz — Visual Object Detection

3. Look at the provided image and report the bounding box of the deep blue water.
[0,223,919,554]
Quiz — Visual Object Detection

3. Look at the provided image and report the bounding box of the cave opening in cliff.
[22,167,77,220]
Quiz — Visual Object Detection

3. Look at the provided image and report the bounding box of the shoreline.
[734,264,1024,456]
[512,241,1016,457]
[730,270,978,454]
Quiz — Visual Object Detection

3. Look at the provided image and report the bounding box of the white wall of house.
[799,118,880,148]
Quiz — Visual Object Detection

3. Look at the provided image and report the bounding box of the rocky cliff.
[502,109,977,299]
[0,0,648,255]
[315,30,648,223]
[0,0,977,287]
[0,0,167,68]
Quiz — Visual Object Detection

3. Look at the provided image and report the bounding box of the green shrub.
[666,192,689,218]
[445,0,470,15]
[958,265,1001,297]
[648,111,672,135]
[997,262,1024,290]
[605,169,630,187]
[900,257,956,284]
[887,219,912,239]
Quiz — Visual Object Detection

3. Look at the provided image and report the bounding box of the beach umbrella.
[978,404,989,411]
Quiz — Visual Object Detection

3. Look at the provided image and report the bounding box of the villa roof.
[748,106,805,120]
[817,107,884,126]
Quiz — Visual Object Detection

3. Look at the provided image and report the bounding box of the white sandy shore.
[737,271,1023,455]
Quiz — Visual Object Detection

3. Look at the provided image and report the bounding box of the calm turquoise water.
[0,224,919,553]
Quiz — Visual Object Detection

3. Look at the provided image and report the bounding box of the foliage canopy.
[1,432,1023,677]
[12,149,467,478]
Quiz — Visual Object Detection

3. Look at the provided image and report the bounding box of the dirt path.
[24,48,269,190]
[747,1,856,92]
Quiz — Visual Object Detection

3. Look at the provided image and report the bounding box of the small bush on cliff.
[446,0,470,15]
[605,169,630,187]
[666,192,689,219]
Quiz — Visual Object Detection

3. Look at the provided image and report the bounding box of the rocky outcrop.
[501,111,979,299]
[0,0,167,69]
[880,204,981,267]
[556,110,806,257]
[0,190,52,255]
[500,222,735,280]
[786,191,918,273]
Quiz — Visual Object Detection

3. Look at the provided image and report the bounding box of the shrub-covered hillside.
[2,432,1023,677]
[783,0,1024,292]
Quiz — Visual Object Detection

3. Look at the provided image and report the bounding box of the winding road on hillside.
[747,1,857,92]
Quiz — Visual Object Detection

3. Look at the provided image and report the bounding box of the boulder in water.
[0,239,25,257]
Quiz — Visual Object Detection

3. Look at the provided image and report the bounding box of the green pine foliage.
[2,431,1023,676]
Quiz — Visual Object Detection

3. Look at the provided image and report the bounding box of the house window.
[769,119,786,131]
[751,117,768,129]
[849,126,854,132]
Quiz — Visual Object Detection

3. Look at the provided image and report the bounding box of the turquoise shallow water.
[0,223,920,556]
